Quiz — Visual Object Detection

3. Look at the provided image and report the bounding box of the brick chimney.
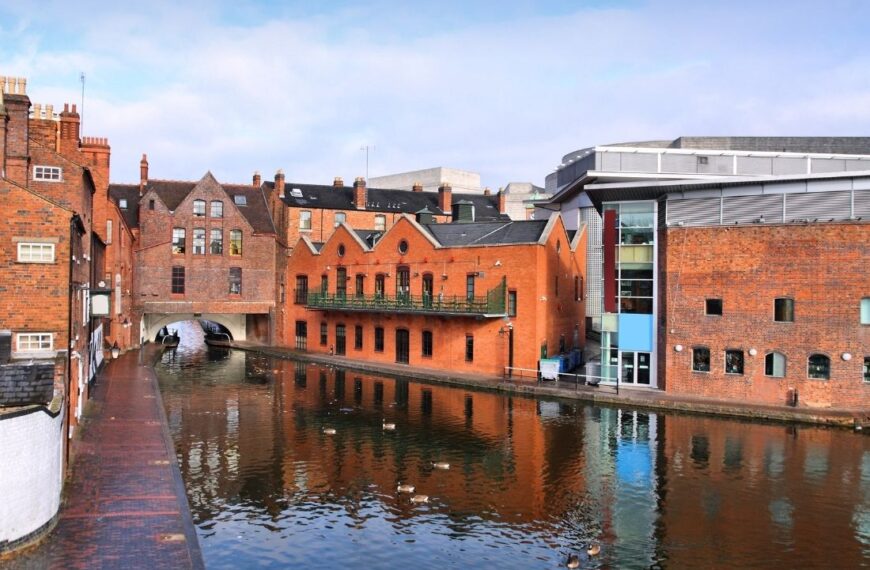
[438,182,452,214]
[333,176,344,188]
[1,76,31,186]
[483,187,491,196]
[80,137,111,193]
[353,176,367,210]
[497,187,506,215]
[58,103,80,153]
[139,154,149,196]
[412,181,423,193]
[275,169,285,198]
[253,171,261,188]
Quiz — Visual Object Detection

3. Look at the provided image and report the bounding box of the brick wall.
[660,222,870,409]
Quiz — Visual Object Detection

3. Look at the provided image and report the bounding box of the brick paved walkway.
[6,348,203,569]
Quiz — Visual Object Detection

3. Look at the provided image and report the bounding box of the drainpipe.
[65,214,77,468]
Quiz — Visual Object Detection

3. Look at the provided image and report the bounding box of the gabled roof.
[221,183,275,233]
[421,220,549,246]
[108,184,141,229]
[266,181,510,222]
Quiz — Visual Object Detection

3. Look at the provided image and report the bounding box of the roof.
[268,181,510,222]
[421,220,549,246]
[108,176,275,234]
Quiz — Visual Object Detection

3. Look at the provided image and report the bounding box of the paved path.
[8,348,203,569]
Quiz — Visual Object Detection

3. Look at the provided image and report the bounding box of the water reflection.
[156,325,869,569]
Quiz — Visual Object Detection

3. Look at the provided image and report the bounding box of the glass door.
[618,351,653,386]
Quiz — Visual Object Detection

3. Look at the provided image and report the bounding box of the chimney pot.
[253,171,262,188]
[71,103,77,114]
[412,181,423,192]
[139,154,149,196]
[438,182,452,214]
[275,169,286,197]
[334,176,344,187]
[483,187,491,196]
[64,103,69,113]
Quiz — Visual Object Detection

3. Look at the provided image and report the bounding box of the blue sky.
[2,0,869,187]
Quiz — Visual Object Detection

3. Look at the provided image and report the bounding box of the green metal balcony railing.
[305,277,507,317]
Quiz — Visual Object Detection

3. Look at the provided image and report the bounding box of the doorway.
[335,324,346,356]
[395,328,409,364]
[619,351,651,385]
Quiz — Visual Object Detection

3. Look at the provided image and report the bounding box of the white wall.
[0,405,63,547]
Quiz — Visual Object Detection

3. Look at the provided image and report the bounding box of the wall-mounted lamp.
[674,344,683,352]
[842,352,852,361]
[748,348,757,356]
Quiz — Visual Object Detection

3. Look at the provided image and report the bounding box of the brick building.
[109,163,277,343]
[281,212,585,376]
[582,171,870,410]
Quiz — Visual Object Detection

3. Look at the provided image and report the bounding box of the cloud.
[2,1,869,188]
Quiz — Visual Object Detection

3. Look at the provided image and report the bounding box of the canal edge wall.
[231,344,867,430]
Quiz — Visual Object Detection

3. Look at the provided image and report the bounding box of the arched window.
[764,352,786,377]
[808,354,830,380]
[192,199,206,216]
[229,230,242,256]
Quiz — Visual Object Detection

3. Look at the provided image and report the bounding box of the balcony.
[304,278,507,318]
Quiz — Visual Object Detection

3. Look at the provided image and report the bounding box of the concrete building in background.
[369,166,481,194]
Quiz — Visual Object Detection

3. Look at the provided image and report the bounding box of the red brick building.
[281,212,586,376]
[109,163,277,343]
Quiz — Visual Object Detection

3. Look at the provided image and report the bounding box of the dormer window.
[34,165,62,181]
[233,195,247,206]
[119,198,128,210]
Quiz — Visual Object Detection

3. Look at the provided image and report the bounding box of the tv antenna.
[79,72,85,135]
[360,144,375,179]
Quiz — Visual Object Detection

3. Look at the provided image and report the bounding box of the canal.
[156,324,870,569]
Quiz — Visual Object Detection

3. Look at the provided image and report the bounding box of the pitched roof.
[267,181,510,222]
[108,184,141,229]
[421,220,549,246]
[220,183,276,233]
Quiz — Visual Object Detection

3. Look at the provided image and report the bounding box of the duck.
[566,554,580,568]
[410,494,429,504]
[382,420,396,431]
[432,461,450,470]
[396,483,415,493]
[323,428,337,435]
[587,543,601,556]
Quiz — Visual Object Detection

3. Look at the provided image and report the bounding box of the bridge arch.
[143,313,247,344]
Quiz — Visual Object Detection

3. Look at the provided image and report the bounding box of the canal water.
[156,324,870,569]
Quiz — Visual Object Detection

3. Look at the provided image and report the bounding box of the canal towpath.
[228,340,868,429]
[6,346,204,569]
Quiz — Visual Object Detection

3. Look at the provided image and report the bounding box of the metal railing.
[503,366,622,394]
[305,277,507,317]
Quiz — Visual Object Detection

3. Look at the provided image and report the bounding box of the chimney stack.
[497,187,506,215]
[438,182,452,214]
[58,103,80,152]
[412,181,423,193]
[483,187,491,196]
[353,176,367,210]
[275,169,285,198]
[139,154,149,195]
[253,171,262,188]
[0,78,31,185]
[333,176,344,188]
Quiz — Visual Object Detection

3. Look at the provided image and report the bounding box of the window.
[295,321,307,351]
[334,212,346,227]
[465,335,474,362]
[229,267,242,295]
[396,267,410,299]
[193,199,206,216]
[33,165,61,181]
[280,283,285,304]
[337,244,345,257]
[295,275,308,304]
[355,274,365,298]
[336,268,347,299]
[725,350,744,375]
[210,229,223,254]
[374,327,384,352]
[556,240,561,254]
[574,276,581,301]
[864,356,870,383]
[398,239,409,255]
[229,230,242,256]
[555,276,559,296]
[698,156,709,165]
[706,299,723,316]
[172,228,186,254]
[192,228,206,254]
[508,290,517,317]
[149,199,155,210]
[16,333,52,352]
[422,330,433,357]
[106,220,113,244]
[354,325,363,350]
[233,195,247,206]
[320,322,328,346]
[374,215,386,231]
[321,274,329,295]
[774,298,794,322]
[466,274,475,300]
[171,266,185,294]
[693,347,710,372]
[210,200,223,218]
[375,274,385,298]
[300,210,312,230]
[808,354,830,380]
[17,242,55,263]
[861,298,870,325]
[119,198,128,209]
[765,352,786,377]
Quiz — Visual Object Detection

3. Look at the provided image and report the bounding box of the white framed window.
[374,214,386,231]
[16,332,53,352]
[334,212,346,227]
[233,195,247,206]
[861,298,870,325]
[17,242,55,263]
[33,165,62,181]
[106,219,113,244]
[193,199,206,216]
[300,210,312,230]
[119,198,128,209]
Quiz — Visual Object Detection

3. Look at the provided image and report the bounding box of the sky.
[2,0,869,188]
